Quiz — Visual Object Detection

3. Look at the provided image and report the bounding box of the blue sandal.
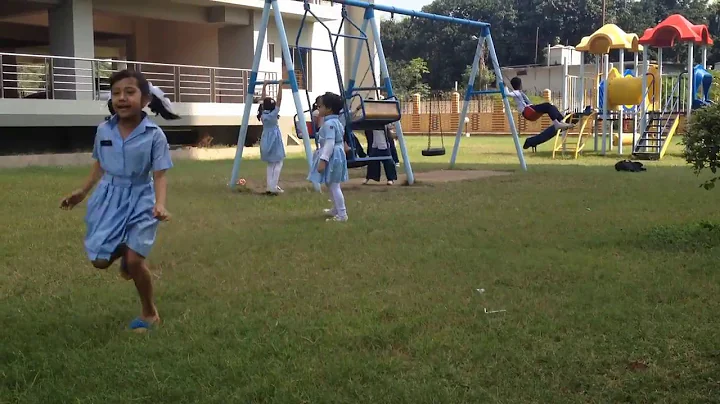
[129,317,156,332]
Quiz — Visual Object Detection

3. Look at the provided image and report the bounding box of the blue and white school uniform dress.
[259,108,285,163]
[84,114,173,261]
[259,108,285,193]
[308,114,349,185]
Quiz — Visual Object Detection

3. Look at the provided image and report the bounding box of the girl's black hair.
[257,97,276,121]
[320,92,344,115]
[109,69,150,96]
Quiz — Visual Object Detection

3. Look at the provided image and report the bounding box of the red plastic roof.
[638,14,713,47]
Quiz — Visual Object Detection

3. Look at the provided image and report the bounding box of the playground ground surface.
[2,137,720,403]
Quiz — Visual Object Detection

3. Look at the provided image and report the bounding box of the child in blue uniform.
[308,93,349,222]
[61,70,173,332]
[258,82,285,194]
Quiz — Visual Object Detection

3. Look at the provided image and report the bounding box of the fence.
[0,52,277,103]
[399,91,557,135]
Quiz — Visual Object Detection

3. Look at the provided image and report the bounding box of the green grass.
[2,137,720,403]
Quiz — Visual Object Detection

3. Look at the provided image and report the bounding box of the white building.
[0,0,375,156]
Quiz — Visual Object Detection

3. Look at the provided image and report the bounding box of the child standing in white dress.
[258,82,285,194]
[307,93,349,222]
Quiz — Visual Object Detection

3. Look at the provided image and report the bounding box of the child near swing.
[60,69,174,333]
[258,81,286,195]
[308,92,349,222]
[507,77,575,130]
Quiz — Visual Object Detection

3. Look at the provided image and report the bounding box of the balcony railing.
[0,52,278,103]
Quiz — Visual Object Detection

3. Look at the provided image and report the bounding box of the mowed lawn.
[2,137,720,403]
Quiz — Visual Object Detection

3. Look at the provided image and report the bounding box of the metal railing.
[0,52,277,103]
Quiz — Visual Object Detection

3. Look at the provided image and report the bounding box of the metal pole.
[272,0,318,190]
[561,59,568,111]
[687,43,693,119]
[658,48,663,110]
[450,35,483,168]
[579,51,585,110]
[602,53,609,155]
[229,1,272,188]
[618,48,624,154]
[594,55,600,151]
[632,51,639,146]
[486,31,526,171]
[638,48,648,151]
[368,13,415,184]
[328,0,490,27]
[702,46,707,67]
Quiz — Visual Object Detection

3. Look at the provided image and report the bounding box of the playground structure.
[507,16,714,160]
[228,0,528,189]
[569,16,714,160]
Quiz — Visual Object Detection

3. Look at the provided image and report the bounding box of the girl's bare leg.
[125,249,159,322]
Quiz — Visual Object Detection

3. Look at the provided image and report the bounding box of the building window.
[268,43,275,62]
[282,46,311,90]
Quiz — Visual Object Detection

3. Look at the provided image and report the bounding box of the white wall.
[258,14,345,118]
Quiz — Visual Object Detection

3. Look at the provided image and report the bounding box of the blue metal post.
[229,0,271,188]
[368,12,415,185]
[486,32,527,170]
[450,35,483,168]
[271,0,319,191]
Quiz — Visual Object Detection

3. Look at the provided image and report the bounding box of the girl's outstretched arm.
[152,170,171,221]
[276,81,283,108]
[60,161,103,210]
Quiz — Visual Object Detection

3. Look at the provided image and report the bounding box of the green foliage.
[710,70,720,103]
[387,57,431,98]
[682,102,720,190]
[381,0,720,91]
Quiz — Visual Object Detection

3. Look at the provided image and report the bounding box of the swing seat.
[522,106,542,122]
[350,98,401,130]
[293,111,316,138]
[422,147,446,157]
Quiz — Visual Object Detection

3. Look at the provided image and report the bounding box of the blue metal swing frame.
[228,0,526,190]
[295,2,397,163]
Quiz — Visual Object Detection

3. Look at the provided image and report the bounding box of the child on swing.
[308,92,349,222]
[507,77,574,130]
[258,81,285,194]
[60,69,173,333]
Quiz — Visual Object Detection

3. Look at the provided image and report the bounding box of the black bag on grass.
[615,160,646,172]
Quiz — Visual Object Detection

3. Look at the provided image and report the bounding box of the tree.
[380,0,715,91]
[459,42,496,91]
[387,58,431,98]
[682,103,720,190]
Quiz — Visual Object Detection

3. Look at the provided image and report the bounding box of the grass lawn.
[2,136,720,403]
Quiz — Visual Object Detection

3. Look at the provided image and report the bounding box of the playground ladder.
[633,78,682,160]
[552,112,597,159]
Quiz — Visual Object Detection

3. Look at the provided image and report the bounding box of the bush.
[682,102,720,190]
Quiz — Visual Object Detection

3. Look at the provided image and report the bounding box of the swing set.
[228,0,527,190]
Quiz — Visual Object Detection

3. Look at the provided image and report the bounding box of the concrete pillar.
[48,0,95,100]
[344,0,379,100]
[218,25,255,103]
[219,25,254,70]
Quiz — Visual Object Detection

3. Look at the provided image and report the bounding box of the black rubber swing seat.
[422,147,446,157]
